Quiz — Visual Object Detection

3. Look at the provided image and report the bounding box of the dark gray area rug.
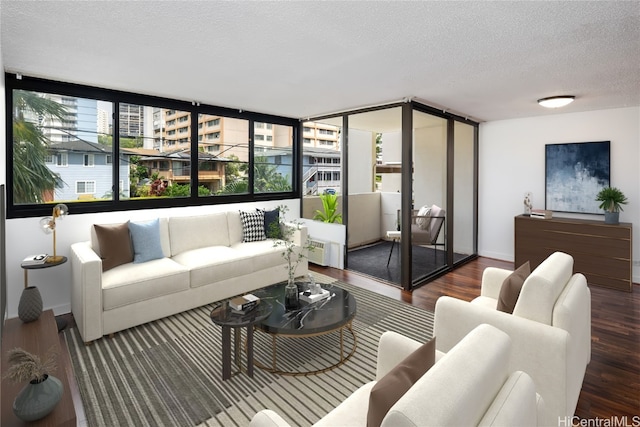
[348,240,462,284]
[64,273,434,427]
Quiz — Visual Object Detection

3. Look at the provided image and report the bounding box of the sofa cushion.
[93,222,133,271]
[169,213,230,256]
[415,205,431,229]
[231,240,288,272]
[240,210,266,242]
[497,261,530,314]
[172,246,256,288]
[102,258,190,310]
[129,218,165,263]
[367,337,436,427]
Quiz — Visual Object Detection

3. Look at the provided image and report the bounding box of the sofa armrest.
[283,222,309,277]
[70,241,104,343]
[283,222,307,247]
[480,267,513,299]
[376,331,423,380]
[249,410,292,427]
[478,371,538,427]
[434,296,573,420]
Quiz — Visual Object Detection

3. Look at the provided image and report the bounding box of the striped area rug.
[64,273,434,427]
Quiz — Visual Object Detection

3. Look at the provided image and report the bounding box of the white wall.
[4,200,301,318]
[414,124,446,209]
[380,131,402,192]
[479,106,640,282]
[348,128,375,193]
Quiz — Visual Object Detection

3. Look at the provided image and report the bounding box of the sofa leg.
[107,333,115,339]
[84,341,94,346]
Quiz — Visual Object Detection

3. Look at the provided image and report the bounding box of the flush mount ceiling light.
[537,96,575,108]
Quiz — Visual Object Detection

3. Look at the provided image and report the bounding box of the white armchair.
[251,324,547,427]
[434,251,591,422]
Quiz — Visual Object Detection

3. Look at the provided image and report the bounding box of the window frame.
[5,73,301,219]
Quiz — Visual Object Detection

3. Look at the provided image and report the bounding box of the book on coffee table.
[229,294,260,311]
[299,289,331,303]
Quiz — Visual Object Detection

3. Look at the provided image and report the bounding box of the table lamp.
[39,203,68,263]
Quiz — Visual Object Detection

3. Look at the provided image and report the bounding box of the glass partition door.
[411,111,448,281]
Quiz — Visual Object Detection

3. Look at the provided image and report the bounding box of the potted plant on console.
[595,186,628,225]
[268,205,314,310]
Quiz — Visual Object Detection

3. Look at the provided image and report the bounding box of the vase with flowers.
[269,205,315,310]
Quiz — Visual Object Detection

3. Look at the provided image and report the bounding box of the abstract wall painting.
[545,141,610,214]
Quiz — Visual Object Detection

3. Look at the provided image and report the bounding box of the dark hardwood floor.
[57,257,639,425]
[311,258,640,420]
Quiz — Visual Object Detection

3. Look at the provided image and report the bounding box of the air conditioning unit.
[307,239,330,266]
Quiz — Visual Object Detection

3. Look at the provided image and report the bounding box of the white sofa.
[70,211,308,343]
[434,251,591,422]
[250,324,547,427]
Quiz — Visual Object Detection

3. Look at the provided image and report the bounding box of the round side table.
[210,301,273,381]
[20,256,68,332]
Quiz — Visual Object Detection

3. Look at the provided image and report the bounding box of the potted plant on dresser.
[595,186,628,224]
[2,347,63,421]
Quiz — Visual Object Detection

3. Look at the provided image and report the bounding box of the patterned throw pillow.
[239,210,266,242]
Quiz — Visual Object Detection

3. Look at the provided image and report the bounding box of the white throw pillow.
[416,205,431,230]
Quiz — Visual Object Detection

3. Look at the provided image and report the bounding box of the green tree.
[254,155,291,192]
[218,179,248,195]
[13,90,68,204]
[224,154,244,184]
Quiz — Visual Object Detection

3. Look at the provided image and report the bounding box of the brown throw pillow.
[496,261,531,314]
[367,337,436,427]
[94,222,133,272]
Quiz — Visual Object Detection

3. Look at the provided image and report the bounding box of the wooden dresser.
[514,214,633,292]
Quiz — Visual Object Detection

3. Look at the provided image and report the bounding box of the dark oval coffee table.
[210,301,272,381]
[252,281,357,376]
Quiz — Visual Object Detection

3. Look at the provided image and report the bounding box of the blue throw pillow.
[128,218,164,263]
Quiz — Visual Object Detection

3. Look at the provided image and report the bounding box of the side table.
[210,302,272,380]
[20,256,68,332]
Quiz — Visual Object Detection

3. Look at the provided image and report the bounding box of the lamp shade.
[39,216,55,234]
[537,96,575,108]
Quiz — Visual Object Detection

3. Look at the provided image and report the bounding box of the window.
[253,122,293,194]
[76,181,96,194]
[7,75,298,218]
[83,154,94,167]
[56,153,68,166]
[200,114,248,196]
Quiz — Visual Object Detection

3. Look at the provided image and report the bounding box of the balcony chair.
[433,251,591,422]
[387,205,446,267]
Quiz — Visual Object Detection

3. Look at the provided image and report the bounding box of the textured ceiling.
[1,1,639,123]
